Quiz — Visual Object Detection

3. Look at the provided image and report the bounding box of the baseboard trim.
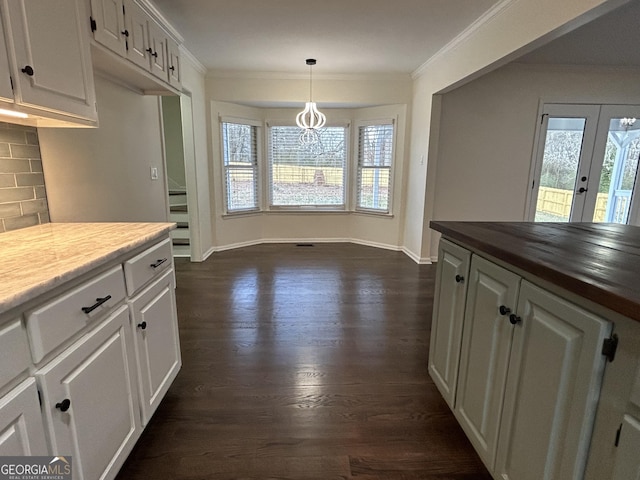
[208,238,433,264]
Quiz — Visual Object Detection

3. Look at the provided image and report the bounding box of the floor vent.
[296,243,315,247]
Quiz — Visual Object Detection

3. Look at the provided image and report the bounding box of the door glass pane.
[535,118,586,222]
[593,117,640,224]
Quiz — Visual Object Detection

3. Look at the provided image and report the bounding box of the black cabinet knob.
[578,187,588,193]
[137,321,147,330]
[455,275,464,283]
[499,305,511,316]
[146,47,153,54]
[21,65,34,76]
[169,65,175,72]
[509,314,522,325]
[121,29,129,37]
[55,399,71,412]
[152,51,158,58]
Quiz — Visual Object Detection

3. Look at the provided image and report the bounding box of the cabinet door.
[454,255,520,470]
[5,0,97,121]
[89,0,127,57]
[167,37,181,89]
[130,269,181,425]
[495,281,610,480]
[0,378,48,456]
[428,239,470,409]
[37,305,141,480]
[0,17,13,102]
[612,415,640,480]
[123,0,150,71]
[147,20,168,81]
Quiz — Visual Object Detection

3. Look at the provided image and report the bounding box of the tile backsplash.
[0,122,49,233]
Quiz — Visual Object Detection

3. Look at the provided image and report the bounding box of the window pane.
[357,124,394,212]
[534,117,586,222]
[593,117,640,223]
[358,168,390,211]
[222,122,258,211]
[269,126,345,207]
[225,167,257,211]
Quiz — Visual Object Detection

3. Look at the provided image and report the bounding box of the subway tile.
[4,214,39,231]
[34,186,47,199]
[0,144,9,157]
[9,144,41,159]
[0,128,26,144]
[0,220,5,233]
[0,158,31,173]
[0,174,15,188]
[16,172,44,187]
[30,159,43,173]
[25,130,38,145]
[0,202,21,217]
[20,198,48,215]
[39,211,50,224]
[0,187,34,203]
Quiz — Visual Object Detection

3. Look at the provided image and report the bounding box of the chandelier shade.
[296,59,325,142]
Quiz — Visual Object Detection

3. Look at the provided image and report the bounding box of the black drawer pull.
[81,295,112,314]
[21,65,34,76]
[455,274,464,283]
[509,314,522,325]
[55,399,71,412]
[137,321,147,330]
[150,258,168,269]
[499,305,511,316]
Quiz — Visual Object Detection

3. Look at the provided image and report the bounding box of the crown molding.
[179,45,207,74]
[206,70,411,82]
[137,0,184,43]
[412,0,515,79]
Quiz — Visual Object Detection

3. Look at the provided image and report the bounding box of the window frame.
[353,118,397,215]
[266,122,350,211]
[220,116,262,215]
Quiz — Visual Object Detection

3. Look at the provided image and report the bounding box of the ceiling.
[151,0,500,74]
[516,0,640,67]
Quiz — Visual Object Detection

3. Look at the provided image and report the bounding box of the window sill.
[222,209,394,218]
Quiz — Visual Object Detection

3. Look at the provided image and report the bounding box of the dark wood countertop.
[430,221,640,323]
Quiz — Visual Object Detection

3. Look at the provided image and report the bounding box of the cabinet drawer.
[26,265,126,363]
[124,238,172,295]
[0,318,31,392]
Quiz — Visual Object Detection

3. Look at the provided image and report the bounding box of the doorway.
[528,104,640,225]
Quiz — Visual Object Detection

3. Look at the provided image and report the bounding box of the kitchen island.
[0,222,181,480]
[429,221,640,480]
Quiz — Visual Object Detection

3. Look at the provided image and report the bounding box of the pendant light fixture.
[296,58,326,145]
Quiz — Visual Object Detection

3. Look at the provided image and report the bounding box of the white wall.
[431,63,640,251]
[405,0,629,262]
[208,76,412,251]
[179,51,214,260]
[39,75,168,222]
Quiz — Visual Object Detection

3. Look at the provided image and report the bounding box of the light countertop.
[0,222,175,315]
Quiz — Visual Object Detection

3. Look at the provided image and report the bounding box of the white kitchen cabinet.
[612,415,640,480]
[2,0,97,122]
[37,305,141,480]
[89,0,126,57]
[0,378,48,456]
[129,269,181,425]
[0,18,13,102]
[124,0,151,70]
[495,281,610,480]
[167,37,181,89]
[454,254,520,470]
[428,239,470,409]
[89,0,181,92]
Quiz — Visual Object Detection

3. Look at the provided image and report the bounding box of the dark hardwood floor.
[116,243,491,479]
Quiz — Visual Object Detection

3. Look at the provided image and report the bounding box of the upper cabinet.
[0,19,12,102]
[89,0,182,94]
[0,0,98,126]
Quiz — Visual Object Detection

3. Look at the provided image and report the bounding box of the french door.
[529,104,640,225]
